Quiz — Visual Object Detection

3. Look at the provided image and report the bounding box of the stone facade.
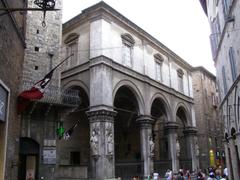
[0,0,26,179]
[60,2,198,179]
[200,0,240,179]
[18,0,65,180]
[192,67,224,170]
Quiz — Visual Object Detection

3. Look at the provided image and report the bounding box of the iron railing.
[20,80,81,106]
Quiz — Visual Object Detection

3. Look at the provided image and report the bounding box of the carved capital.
[137,115,154,128]
[87,109,117,123]
[164,121,179,134]
[183,126,197,136]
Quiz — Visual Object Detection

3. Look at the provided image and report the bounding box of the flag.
[63,120,79,140]
[17,53,74,113]
[17,70,54,113]
[19,70,54,100]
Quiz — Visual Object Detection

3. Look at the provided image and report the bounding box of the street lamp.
[34,0,56,27]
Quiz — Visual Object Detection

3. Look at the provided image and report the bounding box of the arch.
[62,80,89,108]
[19,137,40,155]
[150,92,171,121]
[175,102,191,127]
[64,33,79,44]
[113,80,145,114]
[231,127,236,139]
[62,80,89,97]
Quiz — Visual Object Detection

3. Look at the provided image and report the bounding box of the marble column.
[164,121,179,174]
[87,109,117,180]
[183,126,198,172]
[223,140,233,180]
[228,136,240,180]
[137,115,154,179]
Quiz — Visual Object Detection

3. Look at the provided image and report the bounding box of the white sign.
[0,84,8,122]
[43,149,56,164]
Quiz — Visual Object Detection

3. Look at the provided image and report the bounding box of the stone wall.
[0,0,26,179]
[192,67,223,169]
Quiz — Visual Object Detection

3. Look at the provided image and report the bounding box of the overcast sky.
[62,0,215,74]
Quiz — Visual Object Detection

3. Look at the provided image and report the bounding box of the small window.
[64,33,79,69]
[229,47,237,81]
[121,33,135,67]
[222,66,228,95]
[35,47,39,52]
[177,69,184,93]
[70,151,80,165]
[154,53,164,82]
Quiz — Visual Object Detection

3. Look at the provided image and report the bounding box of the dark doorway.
[18,137,40,180]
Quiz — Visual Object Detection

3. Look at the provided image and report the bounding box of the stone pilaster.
[183,126,198,172]
[227,136,240,180]
[137,115,154,179]
[164,121,179,174]
[223,140,233,180]
[87,108,117,180]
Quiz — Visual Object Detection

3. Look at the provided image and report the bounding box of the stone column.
[137,115,154,179]
[183,126,198,172]
[223,140,233,180]
[87,109,117,180]
[228,136,240,180]
[164,121,179,174]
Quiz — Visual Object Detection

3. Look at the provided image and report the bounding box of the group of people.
[163,167,228,180]
[197,167,228,180]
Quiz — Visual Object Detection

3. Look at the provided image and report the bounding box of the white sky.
[62,0,216,75]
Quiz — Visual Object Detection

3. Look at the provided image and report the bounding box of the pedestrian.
[207,172,217,180]
[220,174,227,180]
[197,171,204,180]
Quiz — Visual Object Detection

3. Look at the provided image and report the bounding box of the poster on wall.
[26,168,35,180]
[0,84,8,122]
[43,149,56,164]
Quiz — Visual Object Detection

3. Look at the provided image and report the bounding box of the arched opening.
[151,98,171,176]
[176,106,190,170]
[114,86,141,178]
[58,86,90,178]
[18,137,40,180]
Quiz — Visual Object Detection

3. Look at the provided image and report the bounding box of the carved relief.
[149,135,155,157]
[90,123,100,156]
[106,123,114,156]
[176,139,180,158]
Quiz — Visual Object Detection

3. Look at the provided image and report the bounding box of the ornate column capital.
[86,109,117,123]
[164,121,179,134]
[183,126,197,136]
[136,115,154,128]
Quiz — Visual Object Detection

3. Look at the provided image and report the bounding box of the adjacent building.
[192,67,224,170]
[0,0,26,179]
[200,0,240,179]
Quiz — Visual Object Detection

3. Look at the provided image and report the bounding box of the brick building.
[200,0,240,179]
[0,0,26,179]
[192,67,224,170]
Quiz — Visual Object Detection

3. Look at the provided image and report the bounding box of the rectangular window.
[229,47,237,81]
[66,42,78,68]
[155,61,162,82]
[123,45,132,67]
[222,66,228,95]
[70,151,80,165]
[178,76,184,93]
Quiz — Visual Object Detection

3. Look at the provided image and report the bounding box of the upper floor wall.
[205,0,240,101]
[62,2,194,98]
